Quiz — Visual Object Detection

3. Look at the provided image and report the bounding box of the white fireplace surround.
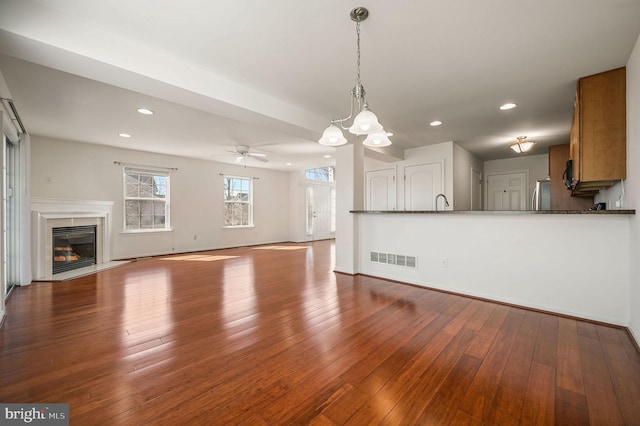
[32,198,114,279]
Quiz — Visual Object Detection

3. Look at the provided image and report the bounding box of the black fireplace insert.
[52,225,97,274]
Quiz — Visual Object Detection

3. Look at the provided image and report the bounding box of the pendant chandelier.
[318,7,392,148]
[510,136,536,153]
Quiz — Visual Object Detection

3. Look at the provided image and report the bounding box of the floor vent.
[370,252,417,268]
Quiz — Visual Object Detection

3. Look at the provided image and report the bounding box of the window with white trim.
[124,168,170,231]
[223,176,253,227]
[305,166,335,182]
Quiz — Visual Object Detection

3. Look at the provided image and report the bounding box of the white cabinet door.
[365,168,396,210]
[487,172,527,210]
[404,162,443,211]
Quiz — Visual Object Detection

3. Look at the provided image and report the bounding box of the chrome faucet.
[435,193,450,211]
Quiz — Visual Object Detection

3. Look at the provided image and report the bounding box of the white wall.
[624,34,640,346]
[597,35,640,347]
[288,170,308,243]
[356,212,631,325]
[595,181,625,209]
[453,143,484,210]
[30,136,291,259]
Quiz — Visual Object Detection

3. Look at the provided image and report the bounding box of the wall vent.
[370,251,417,269]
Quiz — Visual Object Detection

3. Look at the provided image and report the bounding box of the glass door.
[3,133,18,296]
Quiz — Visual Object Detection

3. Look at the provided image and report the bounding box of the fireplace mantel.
[31,198,114,279]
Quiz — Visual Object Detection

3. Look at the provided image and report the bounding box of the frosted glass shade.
[510,141,535,153]
[318,124,347,146]
[349,109,383,135]
[362,130,392,147]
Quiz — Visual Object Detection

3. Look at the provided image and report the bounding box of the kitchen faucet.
[435,193,450,211]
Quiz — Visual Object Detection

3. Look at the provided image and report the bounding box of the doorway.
[307,184,334,241]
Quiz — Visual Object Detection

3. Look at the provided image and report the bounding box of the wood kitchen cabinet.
[569,67,626,196]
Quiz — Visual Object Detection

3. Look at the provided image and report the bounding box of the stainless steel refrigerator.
[532,180,551,210]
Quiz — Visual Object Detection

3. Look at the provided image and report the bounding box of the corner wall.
[625,34,640,346]
[453,143,484,210]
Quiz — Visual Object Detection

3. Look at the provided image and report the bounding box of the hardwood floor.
[1,240,639,425]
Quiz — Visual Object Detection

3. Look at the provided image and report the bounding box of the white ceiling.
[1,0,639,170]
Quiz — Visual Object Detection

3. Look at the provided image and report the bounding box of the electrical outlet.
[440,258,448,268]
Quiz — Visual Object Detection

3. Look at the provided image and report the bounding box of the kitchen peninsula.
[349,209,635,327]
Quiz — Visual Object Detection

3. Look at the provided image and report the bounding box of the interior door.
[486,172,527,210]
[365,168,396,210]
[307,184,332,240]
[404,162,443,210]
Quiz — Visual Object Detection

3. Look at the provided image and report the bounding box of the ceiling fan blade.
[253,156,269,163]
[249,152,267,157]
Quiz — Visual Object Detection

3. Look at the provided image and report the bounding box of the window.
[224,176,253,227]
[305,166,335,182]
[124,168,170,231]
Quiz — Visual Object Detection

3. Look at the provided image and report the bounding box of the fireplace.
[52,225,97,274]
[32,198,114,279]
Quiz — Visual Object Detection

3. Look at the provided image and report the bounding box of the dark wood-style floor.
[1,240,639,425]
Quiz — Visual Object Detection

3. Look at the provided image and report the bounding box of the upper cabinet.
[569,67,626,196]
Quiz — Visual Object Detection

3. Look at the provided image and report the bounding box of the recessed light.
[119,133,132,138]
[324,155,332,158]
[286,162,292,166]
[137,108,154,115]
[430,120,443,126]
[499,103,517,110]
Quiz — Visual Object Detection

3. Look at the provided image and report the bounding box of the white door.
[486,172,527,210]
[307,184,332,240]
[365,168,396,210]
[404,162,443,210]
[471,168,482,210]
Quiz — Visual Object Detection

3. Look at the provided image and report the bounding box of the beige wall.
[30,136,292,259]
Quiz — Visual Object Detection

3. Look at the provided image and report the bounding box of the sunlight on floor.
[159,254,240,261]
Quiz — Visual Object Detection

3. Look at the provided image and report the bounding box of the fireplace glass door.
[52,226,97,274]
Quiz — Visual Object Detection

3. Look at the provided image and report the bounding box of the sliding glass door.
[3,133,18,296]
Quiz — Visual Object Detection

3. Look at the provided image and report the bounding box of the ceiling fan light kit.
[229,145,268,166]
[318,7,392,148]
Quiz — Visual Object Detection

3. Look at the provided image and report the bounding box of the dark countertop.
[350,209,635,215]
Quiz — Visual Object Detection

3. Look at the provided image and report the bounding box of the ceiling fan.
[227,145,268,165]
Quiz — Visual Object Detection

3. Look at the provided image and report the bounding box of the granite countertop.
[350,209,635,215]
